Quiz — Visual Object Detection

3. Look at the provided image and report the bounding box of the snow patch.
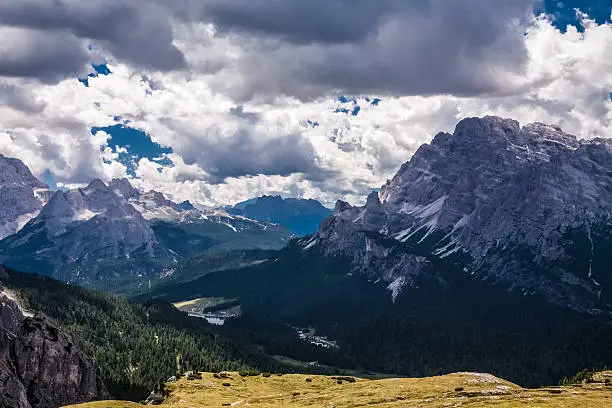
[73,209,102,221]
[400,195,448,218]
[220,221,238,232]
[387,277,406,303]
[303,236,318,251]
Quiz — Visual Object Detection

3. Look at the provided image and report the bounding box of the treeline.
[3,268,274,401]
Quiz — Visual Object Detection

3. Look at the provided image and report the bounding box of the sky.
[0,1,610,207]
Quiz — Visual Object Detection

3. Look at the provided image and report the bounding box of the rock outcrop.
[0,267,109,407]
[0,155,51,240]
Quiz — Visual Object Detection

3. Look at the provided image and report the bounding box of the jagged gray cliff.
[0,179,170,283]
[0,155,52,240]
[0,267,109,408]
[302,116,612,312]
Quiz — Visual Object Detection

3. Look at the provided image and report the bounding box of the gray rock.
[0,288,109,408]
[144,391,165,405]
[0,179,170,284]
[304,116,612,312]
[0,155,52,240]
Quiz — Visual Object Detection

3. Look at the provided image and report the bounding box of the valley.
[1,116,612,407]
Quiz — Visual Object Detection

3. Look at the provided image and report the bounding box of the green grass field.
[65,371,612,407]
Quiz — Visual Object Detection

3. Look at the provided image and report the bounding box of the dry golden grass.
[65,371,612,408]
[63,402,141,408]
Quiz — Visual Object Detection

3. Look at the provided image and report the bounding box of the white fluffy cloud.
[0,9,610,207]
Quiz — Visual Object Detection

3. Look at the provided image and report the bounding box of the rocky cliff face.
[0,267,109,408]
[0,180,170,283]
[0,155,52,240]
[303,116,612,313]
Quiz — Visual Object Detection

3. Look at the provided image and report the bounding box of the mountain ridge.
[228,195,332,235]
[0,175,292,284]
[303,116,612,313]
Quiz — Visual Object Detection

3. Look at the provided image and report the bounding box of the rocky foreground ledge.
[64,370,612,407]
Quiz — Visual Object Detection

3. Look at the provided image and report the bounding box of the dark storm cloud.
[0,81,46,113]
[162,118,326,183]
[195,0,540,99]
[0,0,186,82]
[0,0,541,96]
[0,28,90,82]
[195,0,428,45]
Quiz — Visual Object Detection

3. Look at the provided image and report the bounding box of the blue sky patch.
[91,124,173,176]
[42,169,57,189]
[79,63,112,87]
[334,96,380,117]
[542,0,611,31]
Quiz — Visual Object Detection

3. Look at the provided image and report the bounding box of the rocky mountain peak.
[452,116,521,144]
[311,116,612,312]
[0,155,47,189]
[0,176,168,282]
[178,200,195,211]
[0,155,51,240]
[83,178,107,193]
[334,200,354,215]
[141,190,178,209]
[108,178,140,200]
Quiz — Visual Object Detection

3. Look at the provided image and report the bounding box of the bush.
[239,369,261,377]
[560,369,595,385]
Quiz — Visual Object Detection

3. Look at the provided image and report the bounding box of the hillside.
[0,266,272,402]
[65,371,612,407]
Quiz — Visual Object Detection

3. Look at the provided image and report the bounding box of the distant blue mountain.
[227,195,332,236]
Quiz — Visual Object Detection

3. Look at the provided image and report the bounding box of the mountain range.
[0,161,297,284]
[147,116,612,314]
[305,116,612,313]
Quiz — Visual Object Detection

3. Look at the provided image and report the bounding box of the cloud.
[161,113,325,183]
[194,0,406,45]
[0,4,609,209]
[0,0,186,82]
[0,27,90,82]
[176,0,538,100]
[0,80,46,113]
